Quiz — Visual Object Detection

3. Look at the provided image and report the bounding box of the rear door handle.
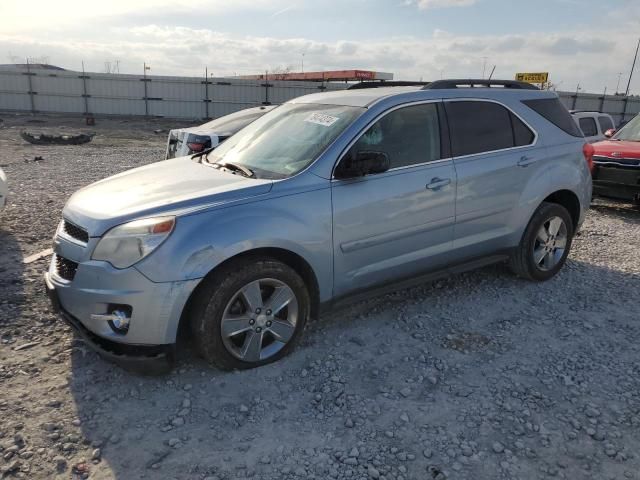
[517,155,537,167]
[426,177,451,190]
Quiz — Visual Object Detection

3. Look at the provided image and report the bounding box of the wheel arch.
[541,189,581,229]
[177,247,321,339]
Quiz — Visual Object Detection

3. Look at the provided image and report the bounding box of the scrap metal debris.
[21,131,94,145]
[23,248,53,264]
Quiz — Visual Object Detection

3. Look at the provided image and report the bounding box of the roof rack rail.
[423,79,539,90]
[347,81,429,90]
[569,109,602,114]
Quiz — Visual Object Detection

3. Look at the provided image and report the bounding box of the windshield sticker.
[304,113,340,127]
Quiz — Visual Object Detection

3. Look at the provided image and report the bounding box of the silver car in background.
[165,105,276,159]
[45,79,592,373]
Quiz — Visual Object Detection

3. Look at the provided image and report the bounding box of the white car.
[570,111,616,143]
[165,105,276,159]
[0,167,7,212]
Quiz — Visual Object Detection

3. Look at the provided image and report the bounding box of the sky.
[1,0,639,94]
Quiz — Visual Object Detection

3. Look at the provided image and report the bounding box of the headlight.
[92,216,175,269]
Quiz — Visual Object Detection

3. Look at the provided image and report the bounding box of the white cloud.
[0,0,292,33]
[0,20,638,94]
[405,0,476,9]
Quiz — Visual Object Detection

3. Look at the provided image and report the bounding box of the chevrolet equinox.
[45,79,593,372]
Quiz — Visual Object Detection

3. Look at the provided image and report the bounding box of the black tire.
[509,202,574,281]
[189,257,310,370]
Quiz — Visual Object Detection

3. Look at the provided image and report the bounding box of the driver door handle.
[426,177,451,190]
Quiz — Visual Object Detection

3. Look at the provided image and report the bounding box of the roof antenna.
[488,65,496,81]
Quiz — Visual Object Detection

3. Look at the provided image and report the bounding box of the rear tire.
[509,202,574,281]
[190,258,310,370]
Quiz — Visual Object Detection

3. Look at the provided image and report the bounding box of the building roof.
[238,70,394,82]
[0,63,66,71]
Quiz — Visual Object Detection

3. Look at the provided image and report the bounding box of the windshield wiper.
[191,147,216,161]
[211,161,255,178]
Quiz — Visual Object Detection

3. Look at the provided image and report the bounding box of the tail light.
[187,142,206,152]
[583,143,595,172]
[186,134,211,153]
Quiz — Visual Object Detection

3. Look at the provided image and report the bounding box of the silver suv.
[45,79,592,373]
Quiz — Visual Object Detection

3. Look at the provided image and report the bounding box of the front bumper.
[592,164,640,203]
[47,252,199,345]
[45,273,176,374]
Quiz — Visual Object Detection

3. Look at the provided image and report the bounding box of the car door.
[445,99,540,257]
[331,101,456,298]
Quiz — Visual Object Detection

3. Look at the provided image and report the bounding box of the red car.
[591,114,640,204]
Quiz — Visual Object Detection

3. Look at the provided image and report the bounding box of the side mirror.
[604,128,616,138]
[335,151,390,179]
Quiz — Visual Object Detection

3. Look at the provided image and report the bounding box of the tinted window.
[445,101,515,157]
[579,117,598,137]
[347,103,441,169]
[510,112,535,146]
[522,98,583,137]
[598,115,614,132]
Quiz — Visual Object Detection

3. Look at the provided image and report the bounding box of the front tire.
[509,202,574,281]
[190,258,310,370]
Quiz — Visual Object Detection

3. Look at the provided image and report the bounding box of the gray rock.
[171,417,185,427]
[368,465,380,479]
[53,456,67,472]
[91,448,101,461]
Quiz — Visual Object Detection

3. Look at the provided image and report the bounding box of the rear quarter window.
[445,101,535,157]
[522,98,583,137]
[598,115,614,132]
[579,117,598,137]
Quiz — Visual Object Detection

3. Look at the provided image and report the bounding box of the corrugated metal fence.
[0,67,346,119]
[557,91,640,126]
[1,67,639,125]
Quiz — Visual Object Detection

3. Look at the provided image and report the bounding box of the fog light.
[110,310,130,332]
[91,307,132,334]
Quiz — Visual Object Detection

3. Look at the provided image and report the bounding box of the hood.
[592,140,640,159]
[64,156,272,236]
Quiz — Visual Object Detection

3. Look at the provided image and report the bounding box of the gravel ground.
[1,114,640,480]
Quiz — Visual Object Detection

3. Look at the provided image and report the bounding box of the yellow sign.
[515,72,549,83]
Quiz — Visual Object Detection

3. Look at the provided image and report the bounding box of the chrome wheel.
[533,216,567,271]
[220,278,299,362]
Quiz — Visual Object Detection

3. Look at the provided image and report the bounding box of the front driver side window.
[345,103,442,170]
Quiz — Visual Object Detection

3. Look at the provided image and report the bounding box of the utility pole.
[624,37,640,97]
[572,83,581,110]
[481,57,488,79]
[301,52,305,73]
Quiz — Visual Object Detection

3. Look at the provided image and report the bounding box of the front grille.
[62,220,89,244]
[593,156,640,167]
[55,255,78,282]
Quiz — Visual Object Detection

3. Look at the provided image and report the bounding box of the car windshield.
[613,115,640,141]
[206,103,364,179]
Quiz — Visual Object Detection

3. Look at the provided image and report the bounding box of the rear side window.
[598,115,614,132]
[579,117,598,137]
[522,98,583,137]
[445,101,534,157]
